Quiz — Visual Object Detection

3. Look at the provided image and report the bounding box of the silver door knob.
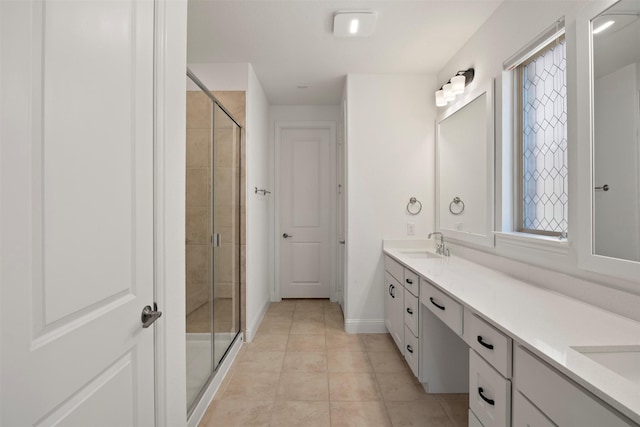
[282,233,293,238]
[141,303,162,328]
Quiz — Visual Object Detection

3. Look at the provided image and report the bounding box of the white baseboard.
[187,333,243,427]
[344,318,387,334]
[244,299,270,343]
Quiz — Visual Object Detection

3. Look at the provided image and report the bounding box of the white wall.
[436,1,640,320]
[183,62,272,341]
[345,74,436,332]
[245,64,271,341]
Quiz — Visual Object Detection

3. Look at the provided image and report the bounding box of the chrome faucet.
[428,231,449,256]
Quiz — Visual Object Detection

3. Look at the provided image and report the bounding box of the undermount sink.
[396,250,441,259]
[572,345,640,386]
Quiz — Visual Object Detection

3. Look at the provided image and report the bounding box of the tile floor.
[199,299,469,427]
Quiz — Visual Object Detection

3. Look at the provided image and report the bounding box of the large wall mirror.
[436,81,495,248]
[577,0,640,283]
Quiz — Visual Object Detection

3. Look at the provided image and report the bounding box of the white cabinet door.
[1,1,156,425]
[384,272,404,354]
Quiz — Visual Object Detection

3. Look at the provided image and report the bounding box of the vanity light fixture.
[333,11,377,37]
[434,68,475,107]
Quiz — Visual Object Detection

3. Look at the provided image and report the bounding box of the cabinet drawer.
[404,289,419,336]
[466,311,512,378]
[515,346,634,426]
[404,325,419,378]
[469,409,484,427]
[469,349,511,427]
[384,255,404,283]
[420,280,463,335]
[513,390,555,427]
[403,268,419,297]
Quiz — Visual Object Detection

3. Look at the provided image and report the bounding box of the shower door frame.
[185,68,243,417]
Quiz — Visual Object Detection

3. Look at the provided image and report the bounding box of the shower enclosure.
[185,69,242,415]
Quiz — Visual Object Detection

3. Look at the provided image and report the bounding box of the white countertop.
[383,243,640,424]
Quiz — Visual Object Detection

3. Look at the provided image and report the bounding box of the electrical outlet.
[407,222,415,236]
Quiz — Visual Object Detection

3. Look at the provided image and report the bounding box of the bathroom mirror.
[436,81,495,247]
[577,0,640,283]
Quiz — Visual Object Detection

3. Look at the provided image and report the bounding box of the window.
[516,34,567,236]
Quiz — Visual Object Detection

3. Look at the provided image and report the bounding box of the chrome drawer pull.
[478,387,495,406]
[477,335,494,350]
[406,307,413,315]
[406,345,414,354]
[429,297,445,311]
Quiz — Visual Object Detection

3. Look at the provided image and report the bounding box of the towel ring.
[449,197,465,215]
[407,197,422,215]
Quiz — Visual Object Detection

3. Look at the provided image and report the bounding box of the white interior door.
[1,1,156,425]
[279,126,335,299]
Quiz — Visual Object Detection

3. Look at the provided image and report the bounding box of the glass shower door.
[185,84,214,412]
[211,103,241,370]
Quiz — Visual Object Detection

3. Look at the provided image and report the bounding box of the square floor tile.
[330,401,392,427]
[385,400,454,427]
[282,352,327,373]
[327,351,373,373]
[277,372,329,401]
[200,400,273,427]
[328,372,382,401]
[287,334,326,352]
[269,400,331,427]
[222,371,280,401]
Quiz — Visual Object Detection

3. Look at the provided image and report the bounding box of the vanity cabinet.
[384,255,420,375]
[514,346,636,426]
[421,279,463,335]
[384,271,404,354]
[465,310,513,427]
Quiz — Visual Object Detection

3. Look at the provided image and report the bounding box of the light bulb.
[443,83,455,101]
[451,75,465,94]
[435,90,447,107]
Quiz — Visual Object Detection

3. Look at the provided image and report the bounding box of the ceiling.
[187,1,504,105]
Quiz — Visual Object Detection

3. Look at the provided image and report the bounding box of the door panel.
[280,127,334,298]
[1,1,156,425]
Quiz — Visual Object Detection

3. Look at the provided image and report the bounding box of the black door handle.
[478,387,495,406]
[406,345,414,354]
[406,307,413,315]
[406,278,413,285]
[477,336,494,350]
[429,297,445,311]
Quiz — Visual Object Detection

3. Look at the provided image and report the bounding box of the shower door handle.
[141,303,162,328]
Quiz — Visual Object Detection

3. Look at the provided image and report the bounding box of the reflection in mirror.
[436,82,494,248]
[592,0,640,262]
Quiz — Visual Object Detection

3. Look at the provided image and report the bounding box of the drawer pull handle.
[406,307,413,315]
[389,284,394,297]
[478,387,495,406]
[406,345,414,354]
[429,297,445,311]
[477,336,494,350]
[406,278,413,285]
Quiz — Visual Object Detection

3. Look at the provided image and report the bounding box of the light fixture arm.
[455,68,475,86]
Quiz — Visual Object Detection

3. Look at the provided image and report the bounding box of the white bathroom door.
[278,125,336,298]
[1,1,157,426]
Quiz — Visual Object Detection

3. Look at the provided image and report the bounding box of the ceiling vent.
[333,12,377,37]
